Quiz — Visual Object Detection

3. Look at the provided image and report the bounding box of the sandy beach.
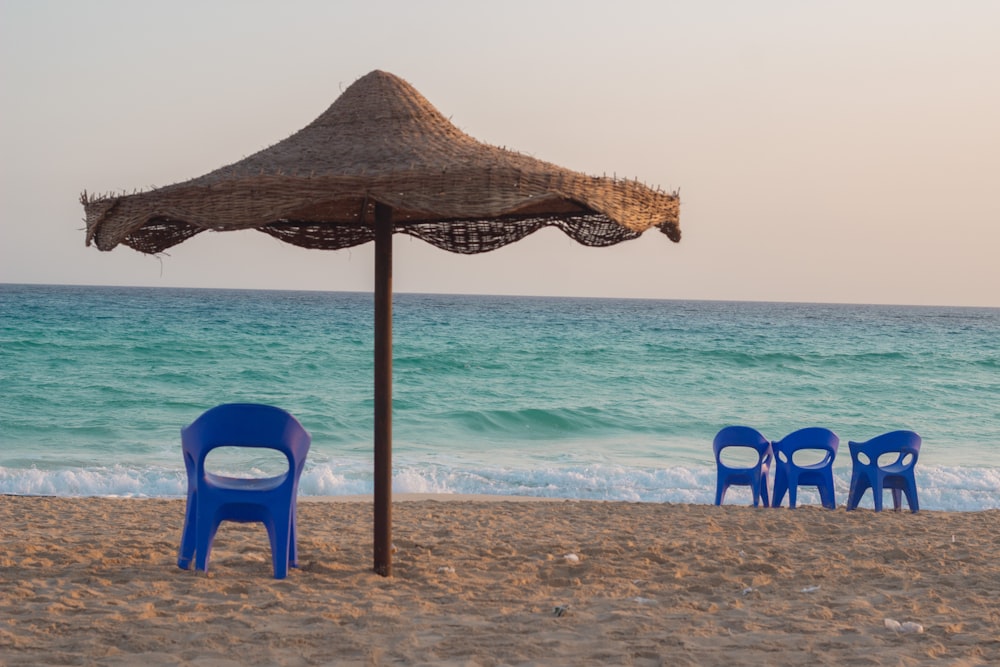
[2,495,998,666]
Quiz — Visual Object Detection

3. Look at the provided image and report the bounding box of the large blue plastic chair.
[177,403,311,579]
[713,426,773,507]
[771,427,839,509]
[846,430,921,513]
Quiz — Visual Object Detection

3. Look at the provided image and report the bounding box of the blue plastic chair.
[713,426,773,507]
[177,403,311,579]
[771,427,839,509]
[846,431,921,513]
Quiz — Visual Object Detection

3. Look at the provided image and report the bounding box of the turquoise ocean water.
[1,283,998,510]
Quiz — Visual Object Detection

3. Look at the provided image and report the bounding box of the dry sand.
[2,495,999,666]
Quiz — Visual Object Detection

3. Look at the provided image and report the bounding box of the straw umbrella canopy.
[82,70,680,576]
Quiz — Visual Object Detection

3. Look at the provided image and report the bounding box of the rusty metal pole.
[373,202,393,576]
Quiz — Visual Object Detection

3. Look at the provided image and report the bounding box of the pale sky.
[2,0,998,306]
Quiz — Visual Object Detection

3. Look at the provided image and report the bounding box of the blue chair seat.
[713,426,772,507]
[177,403,311,579]
[771,427,839,509]
[846,430,921,512]
[205,473,289,492]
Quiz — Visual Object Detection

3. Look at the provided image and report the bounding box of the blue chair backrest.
[182,403,311,474]
[773,427,838,465]
[849,430,921,469]
[713,425,771,465]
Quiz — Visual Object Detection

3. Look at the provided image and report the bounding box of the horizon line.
[3,281,998,311]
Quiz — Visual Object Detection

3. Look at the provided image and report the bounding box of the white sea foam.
[5,461,997,511]
[0,465,186,498]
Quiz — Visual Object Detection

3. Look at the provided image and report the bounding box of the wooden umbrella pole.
[373,202,393,576]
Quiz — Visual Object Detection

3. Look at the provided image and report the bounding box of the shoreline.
[4,491,999,512]
[3,495,999,664]
[303,493,573,503]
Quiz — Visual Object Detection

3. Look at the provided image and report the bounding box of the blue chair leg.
[847,476,869,511]
[872,485,884,512]
[283,504,299,569]
[846,480,858,510]
[898,481,919,513]
[891,488,903,511]
[714,479,726,506]
[264,513,291,579]
[820,471,837,509]
[772,471,787,508]
[177,495,197,570]
[787,479,798,509]
[195,512,221,572]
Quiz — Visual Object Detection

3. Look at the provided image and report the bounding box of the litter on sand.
[884,618,924,633]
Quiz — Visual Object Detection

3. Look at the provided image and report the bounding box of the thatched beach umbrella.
[83,70,680,576]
